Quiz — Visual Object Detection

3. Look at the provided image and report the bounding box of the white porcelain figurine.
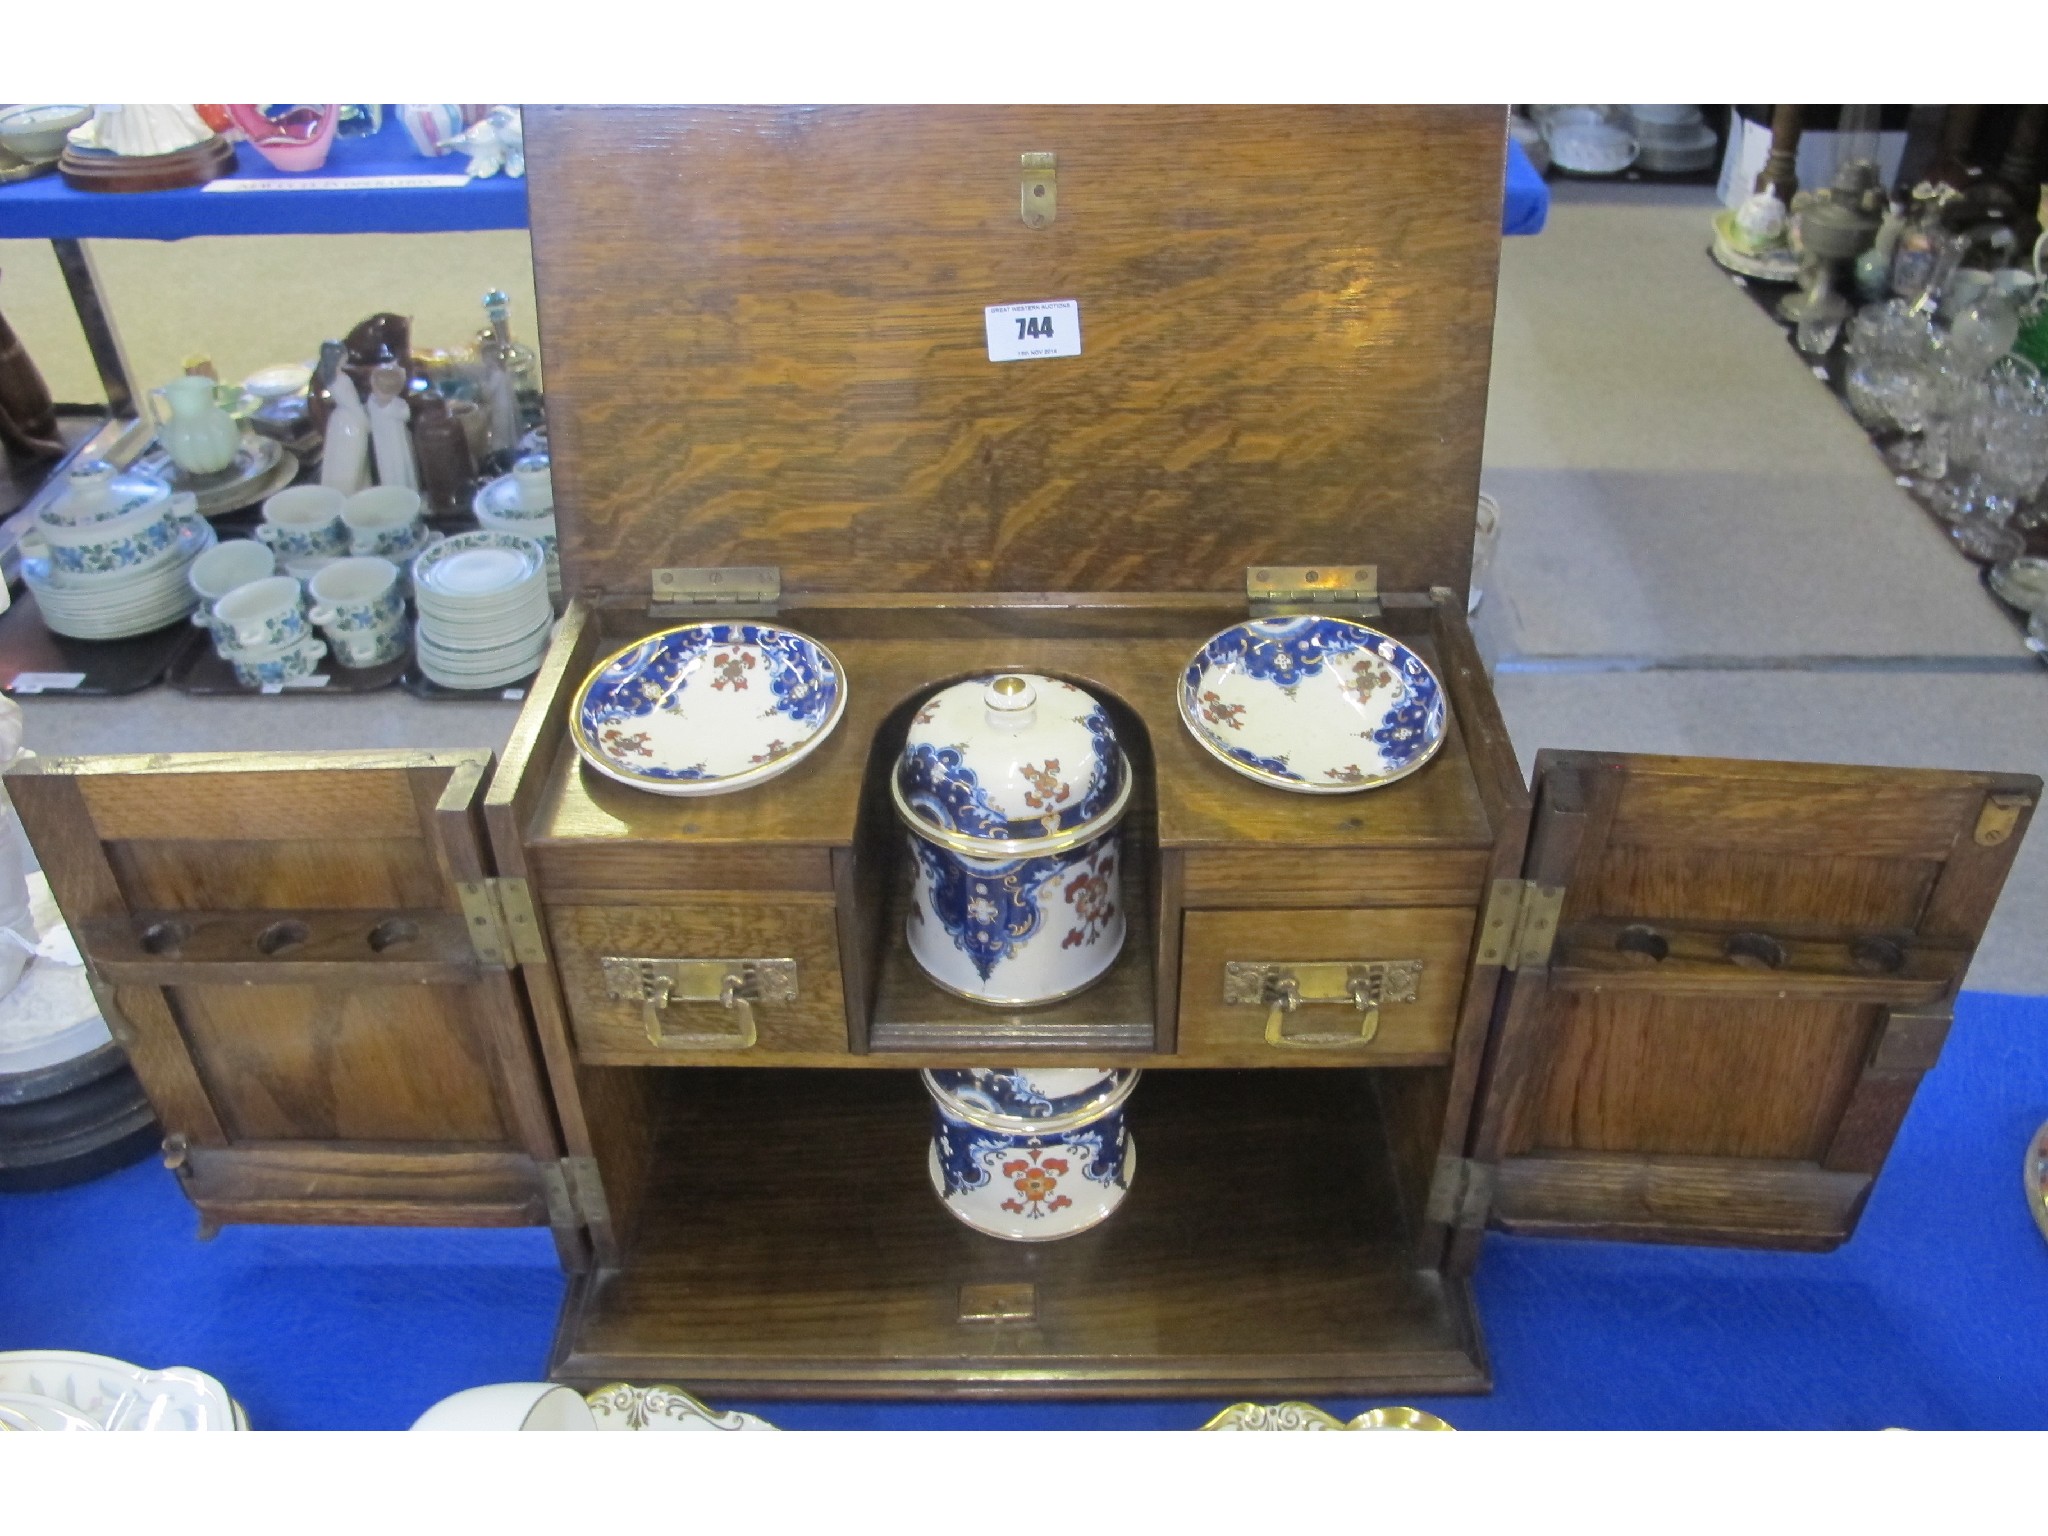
[365,365,418,490]
[319,372,372,495]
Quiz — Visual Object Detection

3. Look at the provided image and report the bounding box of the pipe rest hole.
[1614,924,1670,962]
[256,920,309,956]
[139,921,187,956]
[1850,935,1906,974]
[1724,931,1787,970]
[366,918,420,953]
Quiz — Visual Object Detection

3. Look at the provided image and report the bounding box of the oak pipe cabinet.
[12,106,2035,1399]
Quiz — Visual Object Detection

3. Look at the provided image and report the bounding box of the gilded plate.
[571,621,846,798]
[1179,616,1447,793]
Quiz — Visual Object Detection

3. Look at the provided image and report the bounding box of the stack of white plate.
[1624,106,1718,174]
[411,530,553,690]
[21,511,216,641]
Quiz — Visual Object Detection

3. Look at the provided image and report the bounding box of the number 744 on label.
[984,300,1082,362]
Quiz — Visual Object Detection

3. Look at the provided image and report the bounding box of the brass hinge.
[1424,1156,1495,1230]
[456,878,550,969]
[1474,878,1565,971]
[648,565,781,619]
[1246,564,1380,618]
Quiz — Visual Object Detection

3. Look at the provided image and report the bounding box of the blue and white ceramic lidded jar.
[924,1068,1140,1241]
[891,673,1131,1006]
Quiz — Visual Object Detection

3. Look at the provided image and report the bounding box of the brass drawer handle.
[1224,960,1423,1050]
[601,957,796,1051]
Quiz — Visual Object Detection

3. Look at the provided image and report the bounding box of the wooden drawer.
[548,899,849,1065]
[1176,907,1476,1066]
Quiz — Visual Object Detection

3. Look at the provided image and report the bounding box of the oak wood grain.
[181,1144,546,1227]
[1490,1153,1870,1249]
[169,983,510,1143]
[548,1068,1489,1396]
[523,106,1505,600]
[1512,992,1876,1161]
[1176,907,1475,1066]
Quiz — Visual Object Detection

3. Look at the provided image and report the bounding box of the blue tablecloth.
[0,115,1548,242]
[1504,137,1548,235]
[1,987,2039,1429]
[0,114,526,239]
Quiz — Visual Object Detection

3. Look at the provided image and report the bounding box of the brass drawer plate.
[600,956,798,1050]
[1223,959,1423,1048]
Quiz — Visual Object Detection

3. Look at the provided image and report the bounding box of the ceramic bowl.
[308,557,404,634]
[0,1350,244,1431]
[474,457,554,520]
[571,621,846,797]
[1179,616,1447,793]
[341,486,426,558]
[410,1383,597,1431]
[0,105,93,163]
[211,575,310,654]
[1548,122,1637,174]
[241,363,312,401]
[228,636,326,689]
[1626,104,1702,128]
[188,539,277,613]
[258,485,349,562]
[330,628,409,670]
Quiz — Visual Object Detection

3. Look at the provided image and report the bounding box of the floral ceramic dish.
[571,621,846,797]
[0,1351,246,1430]
[1201,1401,1454,1430]
[1178,616,1447,793]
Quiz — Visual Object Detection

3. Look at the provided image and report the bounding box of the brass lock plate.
[1223,959,1422,1009]
[601,956,798,1007]
[1020,152,1056,228]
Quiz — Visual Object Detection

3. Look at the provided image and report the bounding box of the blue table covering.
[0,114,527,239]
[0,115,1547,242]
[1504,137,1548,235]
[1,987,2039,1429]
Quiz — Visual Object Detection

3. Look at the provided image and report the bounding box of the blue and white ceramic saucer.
[571,622,847,797]
[1178,616,1447,793]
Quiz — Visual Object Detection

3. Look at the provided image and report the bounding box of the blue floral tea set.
[569,613,1447,1241]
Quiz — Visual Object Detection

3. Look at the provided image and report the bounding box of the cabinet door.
[1466,750,2036,1250]
[9,750,571,1254]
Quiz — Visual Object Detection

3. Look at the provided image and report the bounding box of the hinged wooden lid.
[523,106,1507,600]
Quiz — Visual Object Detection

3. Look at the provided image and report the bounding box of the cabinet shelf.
[549,1066,1488,1397]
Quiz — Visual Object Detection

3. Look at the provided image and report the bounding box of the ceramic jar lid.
[41,460,172,528]
[892,672,1130,857]
[924,1068,1142,1134]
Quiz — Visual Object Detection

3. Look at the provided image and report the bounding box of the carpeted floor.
[4,989,2043,1430]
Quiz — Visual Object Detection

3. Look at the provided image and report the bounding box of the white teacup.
[512,455,554,514]
[309,557,405,635]
[230,634,327,689]
[188,540,277,627]
[212,575,310,654]
[342,486,428,559]
[329,627,409,670]
[258,485,349,562]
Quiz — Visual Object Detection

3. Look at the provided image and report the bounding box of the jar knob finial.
[983,674,1037,731]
